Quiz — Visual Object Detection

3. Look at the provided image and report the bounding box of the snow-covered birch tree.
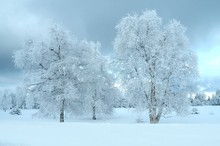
[14,24,81,122]
[114,10,198,123]
[75,41,117,120]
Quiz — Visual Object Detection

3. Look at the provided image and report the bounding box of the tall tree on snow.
[114,10,198,123]
[14,24,81,122]
[75,41,117,120]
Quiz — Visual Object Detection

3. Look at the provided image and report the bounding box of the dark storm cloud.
[1,0,220,90]
[26,0,220,51]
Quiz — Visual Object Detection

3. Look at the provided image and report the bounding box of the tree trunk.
[156,106,163,123]
[149,81,158,124]
[60,99,65,122]
[92,105,96,120]
[92,89,97,120]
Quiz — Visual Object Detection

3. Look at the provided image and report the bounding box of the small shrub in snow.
[136,116,144,123]
[191,108,199,114]
[10,108,21,115]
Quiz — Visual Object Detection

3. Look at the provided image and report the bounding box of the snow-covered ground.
[0,106,220,146]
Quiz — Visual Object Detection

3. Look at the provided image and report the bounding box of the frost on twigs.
[14,23,117,122]
[114,10,198,123]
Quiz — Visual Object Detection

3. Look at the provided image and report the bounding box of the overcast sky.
[0,0,220,91]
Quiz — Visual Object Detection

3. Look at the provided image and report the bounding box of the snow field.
[0,106,220,146]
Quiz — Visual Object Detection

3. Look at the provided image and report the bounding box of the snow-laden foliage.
[191,93,207,106]
[74,43,117,119]
[114,10,198,123]
[14,24,116,122]
[14,24,80,122]
[0,89,17,112]
[0,89,12,111]
[211,96,220,105]
[209,89,220,105]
